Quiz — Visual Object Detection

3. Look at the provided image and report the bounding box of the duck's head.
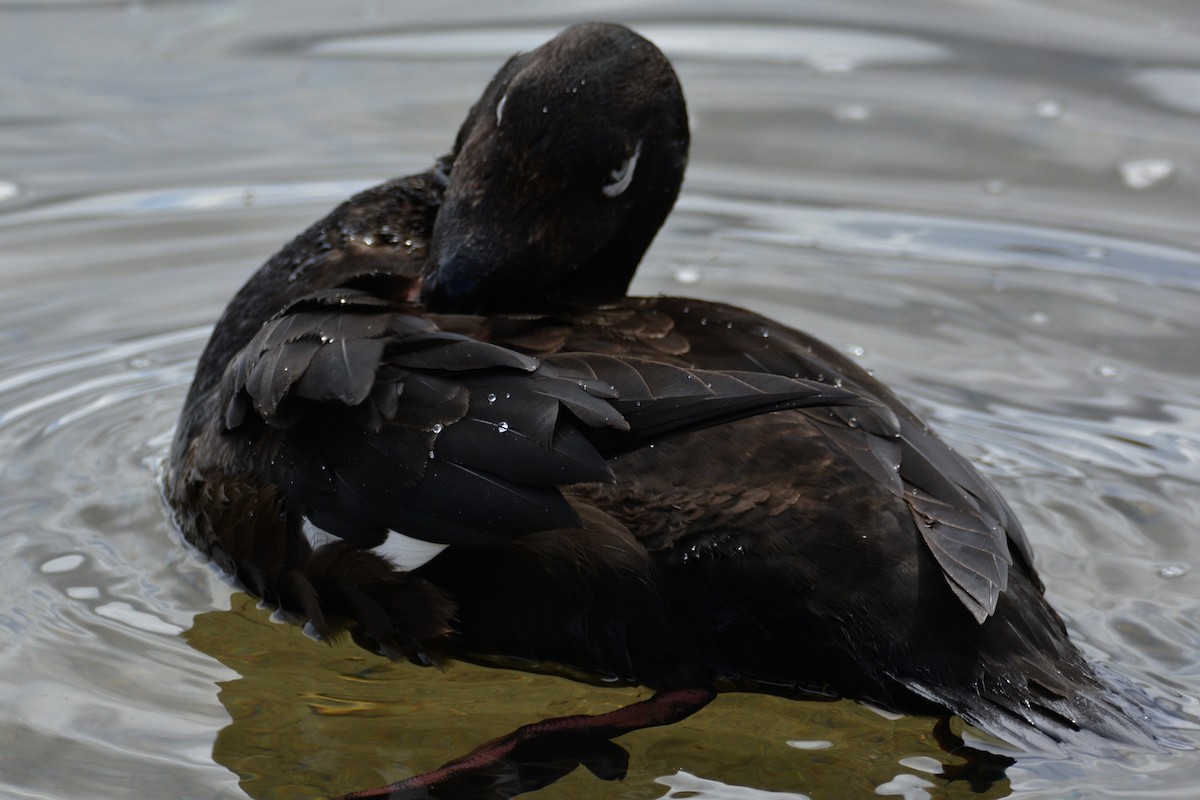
[422,22,689,312]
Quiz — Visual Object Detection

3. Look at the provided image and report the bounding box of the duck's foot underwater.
[332,688,716,800]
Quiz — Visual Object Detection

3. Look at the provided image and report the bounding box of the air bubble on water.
[42,554,85,573]
[497,421,509,433]
[787,739,833,751]
[833,103,872,122]
[848,344,865,357]
[431,423,443,434]
[1118,158,1176,190]
[487,393,496,404]
[865,704,905,721]
[813,52,856,73]
[95,602,183,635]
[1033,98,1065,119]
[899,756,944,775]
[673,266,701,284]
[1093,363,1121,380]
[1157,564,1189,579]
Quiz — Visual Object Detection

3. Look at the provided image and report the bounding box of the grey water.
[2,1,1199,798]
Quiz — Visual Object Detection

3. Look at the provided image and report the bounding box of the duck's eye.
[602,140,642,198]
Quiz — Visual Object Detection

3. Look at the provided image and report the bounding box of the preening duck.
[167,20,1159,798]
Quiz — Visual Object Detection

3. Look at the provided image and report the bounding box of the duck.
[167,20,1160,796]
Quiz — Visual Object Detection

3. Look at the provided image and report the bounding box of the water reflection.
[187,596,1017,799]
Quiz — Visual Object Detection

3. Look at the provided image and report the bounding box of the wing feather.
[220,284,858,555]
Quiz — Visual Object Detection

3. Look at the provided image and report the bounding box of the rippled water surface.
[3,1,1199,798]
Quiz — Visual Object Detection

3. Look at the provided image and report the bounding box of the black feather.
[293,337,386,406]
[247,338,322,419]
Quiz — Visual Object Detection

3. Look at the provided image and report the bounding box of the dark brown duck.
[167,20,1159,791]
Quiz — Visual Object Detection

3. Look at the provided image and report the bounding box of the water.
[2,1,1199,798]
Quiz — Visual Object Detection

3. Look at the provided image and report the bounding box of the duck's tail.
[891,573,1178,756]
[900,660,1168,755]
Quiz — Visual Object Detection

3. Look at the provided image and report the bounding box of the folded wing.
[220,286,859,554]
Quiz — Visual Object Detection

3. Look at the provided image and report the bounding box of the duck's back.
[408,296,1152,752]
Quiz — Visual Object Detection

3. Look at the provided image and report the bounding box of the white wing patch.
[302,517,340,550]
[373,530,450,570]
[302,519,449,571]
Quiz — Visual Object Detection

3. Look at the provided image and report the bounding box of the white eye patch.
[603,140,642,198]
